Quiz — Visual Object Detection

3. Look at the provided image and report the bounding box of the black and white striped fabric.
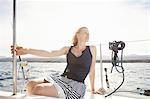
[46,72,86,99]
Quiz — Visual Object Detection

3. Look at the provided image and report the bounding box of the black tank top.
[61,46,92,83]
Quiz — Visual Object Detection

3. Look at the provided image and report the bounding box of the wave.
[0,76,13,80]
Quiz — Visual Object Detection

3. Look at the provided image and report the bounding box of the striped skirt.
[45,71,86,99]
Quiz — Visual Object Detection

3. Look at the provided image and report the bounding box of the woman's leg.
[26,78,47,95]
[32,83,59,97]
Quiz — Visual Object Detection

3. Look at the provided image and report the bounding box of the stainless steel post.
[12,0,17,95]
[100,44,103,88]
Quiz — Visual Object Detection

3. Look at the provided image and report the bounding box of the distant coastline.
[0,55,150,63]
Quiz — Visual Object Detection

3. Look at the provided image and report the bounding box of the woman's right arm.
[11,46,70,57]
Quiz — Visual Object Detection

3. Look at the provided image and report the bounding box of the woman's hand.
[95,88,106,95]
[11,46,28,56]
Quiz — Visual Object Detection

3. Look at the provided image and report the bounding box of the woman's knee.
[26,79,44,87]
[26,80,37,88]
[32,84,43,95]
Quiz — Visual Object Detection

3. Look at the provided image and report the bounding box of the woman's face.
[77,28,89,42]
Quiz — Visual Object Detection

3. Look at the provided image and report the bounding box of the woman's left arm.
[89,46,97,93]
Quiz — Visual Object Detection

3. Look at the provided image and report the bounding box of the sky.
[0,0,150,57]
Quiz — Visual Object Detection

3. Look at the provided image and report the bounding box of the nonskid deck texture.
[0,91,149,99]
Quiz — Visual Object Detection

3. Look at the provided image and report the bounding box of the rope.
[18,56,29,93]
[93,38,150,46]
[105,41,125,97]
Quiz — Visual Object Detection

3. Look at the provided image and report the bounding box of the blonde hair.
[72,27,89,46]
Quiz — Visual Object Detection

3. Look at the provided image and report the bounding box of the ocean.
[0,62,150,93]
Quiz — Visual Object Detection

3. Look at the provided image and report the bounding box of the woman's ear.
[86,34,89,42]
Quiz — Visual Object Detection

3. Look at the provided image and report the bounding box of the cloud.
[0,0,12,19]
[124,0,150,10]
[0,0,149,56]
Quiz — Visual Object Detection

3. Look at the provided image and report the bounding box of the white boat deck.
[0,91,149,99]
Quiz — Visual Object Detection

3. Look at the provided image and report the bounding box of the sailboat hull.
[0,91,149,99]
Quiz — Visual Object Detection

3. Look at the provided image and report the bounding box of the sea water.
[0,62,150,93]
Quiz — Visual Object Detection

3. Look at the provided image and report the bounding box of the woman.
[11,27,106,99]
